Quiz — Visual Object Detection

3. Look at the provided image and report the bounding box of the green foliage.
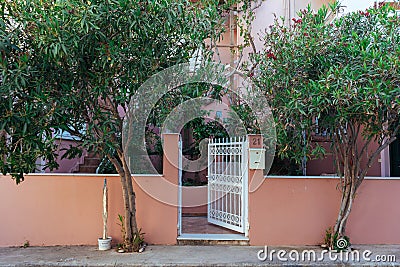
[252,2,400,169]
[179,118,228,163]
[229,103,260,134]
[268,157,302,176]
[117,214,125,228]
[182,178,207,186]
[190,118,228,141]
[132,228,145,251]
[117,214,144,251]
[1,0,231,178]
[324,227,333,248]
[97,156,119,174]
[0,0,259,252]
[252,1,400,237]
[148,83,225,128]
[333,234,350,251]
[22,240,30,248]
[324,227,351,251]
[117,214,127,246]
[0,0,62,181]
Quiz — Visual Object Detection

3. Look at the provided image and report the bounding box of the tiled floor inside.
[181,215,239,234]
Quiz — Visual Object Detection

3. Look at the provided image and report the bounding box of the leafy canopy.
[252,2,400,169]
[0,0,233,181]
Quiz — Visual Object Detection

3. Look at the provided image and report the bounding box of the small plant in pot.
[98,178,112,250]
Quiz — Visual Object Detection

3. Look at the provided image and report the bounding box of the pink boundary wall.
[0,134,179,247]
[248,171,400,245]
[1,133,400,247]
[0,174,173,246]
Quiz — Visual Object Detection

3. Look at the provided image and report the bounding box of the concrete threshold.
[177,233,249,245]
[178,233,249,240]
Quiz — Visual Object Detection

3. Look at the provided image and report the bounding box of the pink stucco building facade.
[1,0,399,249]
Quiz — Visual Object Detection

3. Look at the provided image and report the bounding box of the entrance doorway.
[178,137,249,243]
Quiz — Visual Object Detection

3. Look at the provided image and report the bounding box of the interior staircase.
[71,152,102,173]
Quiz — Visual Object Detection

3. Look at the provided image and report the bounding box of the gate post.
[247,134,265,192]
[247,134,265,239]
[161,133,180,243]
[162,133,180,185]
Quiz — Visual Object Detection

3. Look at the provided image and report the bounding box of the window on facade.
[215,111,223,120]
[53,125,86,141]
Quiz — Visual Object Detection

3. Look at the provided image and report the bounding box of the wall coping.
[265,175,400,180]
[1,173,164,177]
[2,173,399,180]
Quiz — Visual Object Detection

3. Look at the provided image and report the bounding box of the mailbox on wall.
[249,148,265,170]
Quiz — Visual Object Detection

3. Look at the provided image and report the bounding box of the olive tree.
[251,2,400,246]
[1,0,237,251]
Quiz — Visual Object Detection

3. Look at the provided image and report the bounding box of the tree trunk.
[331,131,359,249]
[332,134,356,249]
[108,152,140,252]
[333,178,355,235]
[330,124,398,249]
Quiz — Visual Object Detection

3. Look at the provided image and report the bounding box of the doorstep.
[177,234,249,245]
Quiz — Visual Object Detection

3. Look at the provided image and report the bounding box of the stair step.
[87,152,99,158]
[77,166,98,173]
[177,234,249,246]
[84,157,102,166]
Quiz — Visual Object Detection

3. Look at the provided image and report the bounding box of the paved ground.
[182,216,238,234]
[0,245,399,266]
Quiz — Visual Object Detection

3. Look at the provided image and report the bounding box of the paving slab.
[0,245,399,267]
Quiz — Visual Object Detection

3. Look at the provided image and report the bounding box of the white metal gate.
[207,137,248,234]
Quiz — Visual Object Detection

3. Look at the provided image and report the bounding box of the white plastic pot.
[98,237,112,251]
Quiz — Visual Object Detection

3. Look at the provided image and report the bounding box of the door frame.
[177,135,182,236]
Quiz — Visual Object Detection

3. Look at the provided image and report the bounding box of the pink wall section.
[0,174,121,247]
[249,173,341,246]
[0,174,178,247]
[2,173,398,247]
[0,134,179,247]
[1,133,400,247]
[249,175,400,246]
[182,186,207,215]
